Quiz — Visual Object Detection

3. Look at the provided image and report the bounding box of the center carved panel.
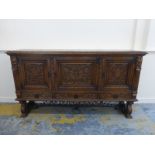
[107,63,128,85]
[25,63,45,85]
[60,63,92,86]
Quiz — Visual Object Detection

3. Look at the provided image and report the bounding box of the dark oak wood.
[20,101,28,117]
[7,50,147,118]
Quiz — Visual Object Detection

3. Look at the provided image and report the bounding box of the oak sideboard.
[7,50,147,118]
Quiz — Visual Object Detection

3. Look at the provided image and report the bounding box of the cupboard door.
[54,56,99,91]
[101,56,136,93]
[19,56,52,91]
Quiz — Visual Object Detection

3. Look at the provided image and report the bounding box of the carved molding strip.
[11,56,18,72]
[40,100,118,107]
[136,56,142,71]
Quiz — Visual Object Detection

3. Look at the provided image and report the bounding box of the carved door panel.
[54,56,99,91]
[101,56,136,93]
[19,56,52,91]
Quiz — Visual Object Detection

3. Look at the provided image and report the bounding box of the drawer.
[99,93,132,100]
[21,91,52,99]
[54,93,98,99]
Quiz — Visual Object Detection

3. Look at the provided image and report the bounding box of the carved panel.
[56,59,98,91]
[60,63,92,86]
[24,63,45,85]
[21,59,50,90]
[107,63,128,85]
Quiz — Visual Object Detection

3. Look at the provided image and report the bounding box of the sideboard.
[6,50,147,118]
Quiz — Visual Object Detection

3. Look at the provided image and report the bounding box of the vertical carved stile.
[11,56,21,96]
[136,56,142,71]
[11,56,18,72]
[96,56,100,64]
[132,56,143,97]
[99,58,106,91]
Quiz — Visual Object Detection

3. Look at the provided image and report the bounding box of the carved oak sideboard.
[6,50,147,118]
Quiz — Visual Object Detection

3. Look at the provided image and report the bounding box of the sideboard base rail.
[19,100,134,119]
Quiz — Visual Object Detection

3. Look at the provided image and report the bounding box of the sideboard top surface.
[6,50,147,56]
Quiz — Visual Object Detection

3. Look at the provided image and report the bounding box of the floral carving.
[107,63,128,85]
[60,64,92,86]
[25,63,45,85]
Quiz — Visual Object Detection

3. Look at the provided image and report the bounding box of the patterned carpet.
[0,103,155,135]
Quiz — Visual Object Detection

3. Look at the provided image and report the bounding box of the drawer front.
[54,93,98,99]
[21,91,52,99]
[99,93,133,100]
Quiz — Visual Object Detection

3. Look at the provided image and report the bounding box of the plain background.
[0,19,155,103]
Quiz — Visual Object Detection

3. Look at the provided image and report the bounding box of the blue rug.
[0,104,155,135]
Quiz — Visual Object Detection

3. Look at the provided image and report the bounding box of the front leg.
[125,101,133,119]
[20,101,29,117]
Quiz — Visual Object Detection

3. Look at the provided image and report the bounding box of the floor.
[0,103,155,135]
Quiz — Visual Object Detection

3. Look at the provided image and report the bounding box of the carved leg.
[125,101,133,119]
[20,101,29,117]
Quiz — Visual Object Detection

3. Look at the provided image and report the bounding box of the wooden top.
[6,49,147,56]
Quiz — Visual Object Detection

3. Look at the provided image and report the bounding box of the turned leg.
[125,101,133,119]
[20,101,29,117]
